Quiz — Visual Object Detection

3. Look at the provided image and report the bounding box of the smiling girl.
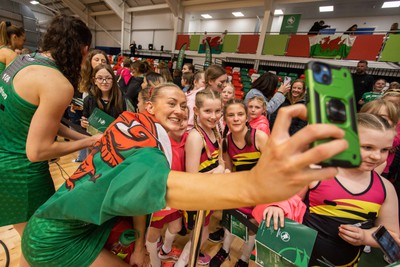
[247,95,270,135]
[210,99,268,267]
[303,113,399,266]
[80,64,125,131]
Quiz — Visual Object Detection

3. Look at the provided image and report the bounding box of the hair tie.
[148,86,154,98]
[5,21,11,27]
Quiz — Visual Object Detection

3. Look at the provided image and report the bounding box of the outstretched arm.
[166,104,347,211]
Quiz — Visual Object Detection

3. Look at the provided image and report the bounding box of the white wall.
[188,18,259,33]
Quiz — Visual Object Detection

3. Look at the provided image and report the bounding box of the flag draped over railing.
[309,34,356,59]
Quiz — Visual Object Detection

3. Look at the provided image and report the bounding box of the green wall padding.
[262,34,289,56]
[379,34,400,62]
[189,35,201,51]
[222,35,239,53]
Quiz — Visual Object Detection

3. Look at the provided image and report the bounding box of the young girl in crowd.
[244,72,290,115]
[186,71,206,130]
[359,78,387,105]
[0,21,25,73]
[146,108,189,267]
[137,72,165,113]
[116,57,132,92]
[247,96,270,135]
[0,15,100,267]
[302,113,399,266]
[126,60,152,110]
[80,64,126,132]
[181,72,194,93]
[210,99,268,267]
[269,79,307,135]
[182,63,194,73]
[205,64,228,93]
[73,49,109,162]
[221,83,235,105]
[174,89,225,266]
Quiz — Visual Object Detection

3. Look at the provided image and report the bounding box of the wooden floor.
[0,145,257,267]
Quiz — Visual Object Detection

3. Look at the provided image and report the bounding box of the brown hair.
[0,21,24,47]
[287,79,306,104]
[205,64,226,85]
[92,64,124,116]
[187,71,205,92]
[222,99,252,152]
[79,49,110,93]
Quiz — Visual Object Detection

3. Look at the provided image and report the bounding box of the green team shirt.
[0,54,59,226]
[361,91,382,103]
[22,112,171,267]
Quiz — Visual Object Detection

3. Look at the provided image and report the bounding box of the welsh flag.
[198,35,223,54]
[309,35,356,58]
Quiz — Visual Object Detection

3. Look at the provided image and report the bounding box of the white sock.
[146,240,161,267]
[175,241,191,267]
[222,228,234,253]
[163,228,176,253]
[240,235,256,262]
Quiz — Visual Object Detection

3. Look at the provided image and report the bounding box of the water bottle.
[110,229,137,260]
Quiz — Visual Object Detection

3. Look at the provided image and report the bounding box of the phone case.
[306,61,361,168]
[372,225,400,263]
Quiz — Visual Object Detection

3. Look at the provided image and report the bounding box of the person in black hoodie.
[125,60,151,110]
[308,20,330,35]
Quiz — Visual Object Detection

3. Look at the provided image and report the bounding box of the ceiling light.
[30,0,40,4]
[382,1,400,8]
[319,5,334,12]
[232,12,244,17]
[201,14,212,19]
[274,9,283,15]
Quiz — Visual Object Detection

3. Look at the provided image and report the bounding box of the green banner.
[176,43,187,70]
[280,14,301,34]
[204,39,212,69]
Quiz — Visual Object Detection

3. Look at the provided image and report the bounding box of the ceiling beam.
[89,10,115,16]
[165,0,179,17]
[126,3,169,12]
[61,0,89,23]
[275,0,326,3]
[102,0,123,20]
[182,0,244,6]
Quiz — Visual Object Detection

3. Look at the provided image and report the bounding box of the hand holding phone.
[372,225,400,263]
[305,61,361,168]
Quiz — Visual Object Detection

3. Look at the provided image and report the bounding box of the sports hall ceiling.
[12,0,400,22]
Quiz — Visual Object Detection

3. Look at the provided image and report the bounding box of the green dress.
[0,54,59,226]
[22,112,171,267]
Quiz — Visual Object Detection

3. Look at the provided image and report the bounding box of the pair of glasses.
[95,77,113,83]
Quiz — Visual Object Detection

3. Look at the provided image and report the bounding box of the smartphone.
[305,61,361,168]
[372,225,400,263]
[284,76,292,86]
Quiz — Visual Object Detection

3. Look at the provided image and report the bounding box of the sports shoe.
[158,247,182,261]
[197,252,211,265]
[208,228,224,243]
[234,259,248,267]
[210,248,229,267]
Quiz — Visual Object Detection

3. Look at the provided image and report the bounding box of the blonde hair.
[359,99,399,126]
[247,95,267,116]
[357,113,394,133]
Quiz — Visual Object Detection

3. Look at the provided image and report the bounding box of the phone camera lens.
[327,99,346,123]
[322,74,329,83]
[313,64,322,74]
